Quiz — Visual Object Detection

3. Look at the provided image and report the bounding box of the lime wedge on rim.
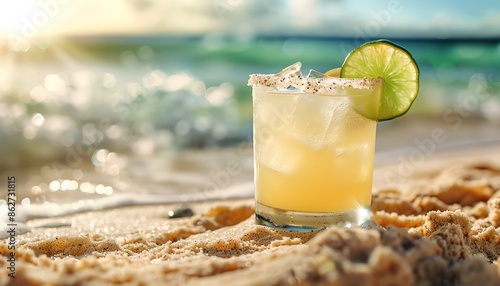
[324,67,341,77]
[340,40,419,121]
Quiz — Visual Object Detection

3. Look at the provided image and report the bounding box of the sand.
[1,147,500,285]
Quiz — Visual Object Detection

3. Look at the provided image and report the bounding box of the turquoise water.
[1,36,499,164]
[2,36,499,162]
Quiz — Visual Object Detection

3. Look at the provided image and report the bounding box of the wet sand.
[1,145,500,285]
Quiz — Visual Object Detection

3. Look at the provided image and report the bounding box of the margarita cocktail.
[248,40,419,230]
[250,63,382,229]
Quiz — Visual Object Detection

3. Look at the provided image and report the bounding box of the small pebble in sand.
[168,206,194,219]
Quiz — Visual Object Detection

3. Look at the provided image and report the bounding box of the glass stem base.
[255,202,373,231]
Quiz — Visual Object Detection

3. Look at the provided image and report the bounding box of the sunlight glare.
[0,0,38,34]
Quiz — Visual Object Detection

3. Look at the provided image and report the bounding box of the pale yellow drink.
[249,63,382,229]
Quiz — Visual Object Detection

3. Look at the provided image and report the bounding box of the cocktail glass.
[249,62,383,230]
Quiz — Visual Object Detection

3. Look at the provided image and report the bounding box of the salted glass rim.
[248,74,384,97]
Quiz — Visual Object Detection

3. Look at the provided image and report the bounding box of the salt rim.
[248,74,384,94]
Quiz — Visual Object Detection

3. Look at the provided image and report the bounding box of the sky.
[0,0,499,39]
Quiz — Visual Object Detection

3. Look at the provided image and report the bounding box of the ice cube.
[275,62,303,78]
[273,62,304,92]
[291,94,339,150]
[306,69,327,78]
[254,95,299,173]
[259,141,292,173]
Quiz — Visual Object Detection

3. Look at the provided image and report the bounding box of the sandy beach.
[1,144,500,286]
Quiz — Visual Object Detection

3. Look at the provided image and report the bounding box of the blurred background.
[0,0,499,214]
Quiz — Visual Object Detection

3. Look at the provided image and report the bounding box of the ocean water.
[1,36,499,224]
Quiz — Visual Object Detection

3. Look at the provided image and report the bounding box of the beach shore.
[1,145,500,285]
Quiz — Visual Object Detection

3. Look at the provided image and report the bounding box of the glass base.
[255,202,377,231]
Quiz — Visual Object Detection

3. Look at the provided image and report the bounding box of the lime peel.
[340,40,419,121]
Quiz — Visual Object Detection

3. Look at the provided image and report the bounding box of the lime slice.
[340,40,419,121]
[325,67,341,77]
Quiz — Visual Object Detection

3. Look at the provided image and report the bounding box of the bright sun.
[0,0,39,35]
